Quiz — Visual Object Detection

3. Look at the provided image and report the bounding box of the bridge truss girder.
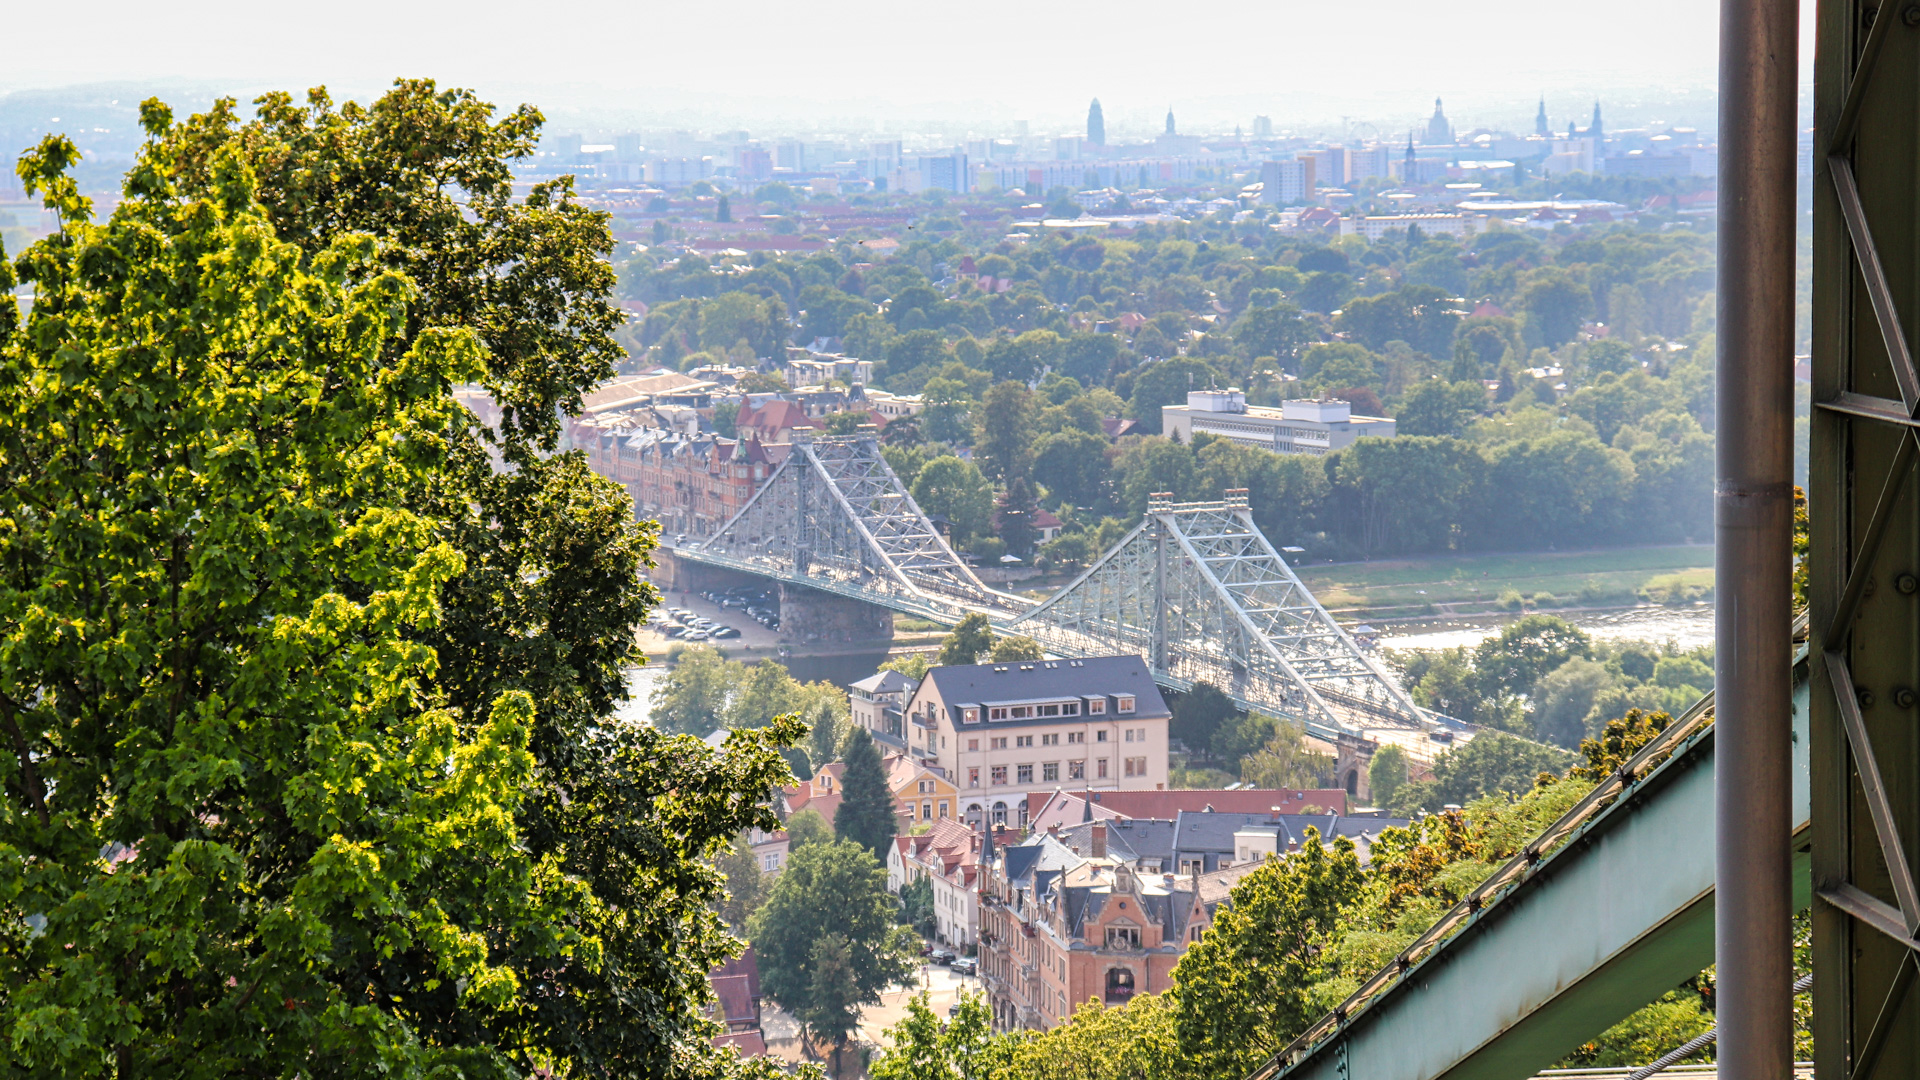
[1010,491,1426,742]
[695,434,1025,618]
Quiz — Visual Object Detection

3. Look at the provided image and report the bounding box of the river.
[1370,603,1716,652]
[610,605,1714,726]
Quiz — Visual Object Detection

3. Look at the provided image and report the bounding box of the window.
[968,738,979,751]
[991,737,1008,750]
[1016,735,1034,748]
[1087,698,1106,715]
[1125,756,1148,777]
[963,708,980,724]
[1097,730,1108,742]
[1097,758,1108,779]
[989,707,1008,720]
[1190,926,1204,943]
[1041,733,1059,746]
[1017,764,1033,784]
[1011,705,1033,719]
[1137,728,1147,741]
[1043,762,1059,782]
[1039,704,1060,717]
[1062,701,1080,716]
[940,801,949,818]
[1118,695,1136,713]
[1125,729,1134,743]
[919,780,934,794]
[1068,732,1085,744]
[1104,968,1137,1004]
[991,766,1008,785]
[1069,760,1086,780]
[968,767,980,787]
[1105,926,1141,949]
[992,801,1008,825]
[923,802,934,820]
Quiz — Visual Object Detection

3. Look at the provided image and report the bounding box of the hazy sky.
[5,0,1811,136]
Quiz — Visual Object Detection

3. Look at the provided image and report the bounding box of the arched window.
[992,801,1008,826]
[1105,967,1136,1004]
[1345,769,1358,795]
[966,803,984,827]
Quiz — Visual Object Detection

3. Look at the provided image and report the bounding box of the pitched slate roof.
[921,655,1170,731]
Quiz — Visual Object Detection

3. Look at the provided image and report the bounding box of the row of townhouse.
[977,804,1406,1032]
[573,421,787,540]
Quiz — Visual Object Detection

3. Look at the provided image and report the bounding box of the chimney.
[1048,824,1060,838]
[1091,822,1108,859]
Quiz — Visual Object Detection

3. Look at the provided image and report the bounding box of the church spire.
[1165,106,1176,136]
[1535,97,1550,137]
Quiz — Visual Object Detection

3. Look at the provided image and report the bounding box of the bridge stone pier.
[778,582,894,646]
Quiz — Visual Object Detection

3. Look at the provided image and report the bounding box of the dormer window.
[963,707,980,724]
[1117,695,1136,714]
[1087,698,1107,715]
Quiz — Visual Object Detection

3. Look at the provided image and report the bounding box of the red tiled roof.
[713,1030,768,1055]
[1026,787,1348,829]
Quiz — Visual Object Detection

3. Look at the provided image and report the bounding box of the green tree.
[1232,300,1310,361]
[836,728,900,859]
[1519,266,1594,347]
[749,842,917,1064]
[1368,745,1409,807]
[1533,658,1620,748]
[939,612,997,667]
[1172,683,1240,761]
[990,635,1046,662]
[996,477,1041,557]
[787,808,836,850]
[1032,428,1112,508]
[976,381,1040,484]
[653,644,738,735]
[898,874,937,938]
[1128,359,1218,434]
[881,652,936,680]
[996,994,1175,1080]
[1425,732,1572,806]
[3,101,809,1079]
[718,835,772,931]
[1394,379,1488,438]
[871,991,998,1080]
[1238,719,1334,788]
[1170,831,1364,1078]
[1472,615,1593,701]
[913,456,995,542]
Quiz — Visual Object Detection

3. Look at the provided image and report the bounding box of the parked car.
[683,630,710,642]
[710,626,741,639]
[950,957,977,976]
[929,949,956,966]
[948,1001,963,1017]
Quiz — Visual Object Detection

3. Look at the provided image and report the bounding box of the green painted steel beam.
[1275,677,1810,1080]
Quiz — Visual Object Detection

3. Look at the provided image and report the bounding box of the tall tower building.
[1425,98,1452,145]
[1165,107,1177,136]
[1535,98,1551,137]
[1088,99,1106,147]
[1587,100,1604,144]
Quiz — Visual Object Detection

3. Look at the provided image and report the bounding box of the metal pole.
[1715,0,1798,1066]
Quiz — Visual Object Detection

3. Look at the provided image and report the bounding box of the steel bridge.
[673,432,1442,751]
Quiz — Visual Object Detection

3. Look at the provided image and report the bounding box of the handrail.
[1245,684,1725,1080]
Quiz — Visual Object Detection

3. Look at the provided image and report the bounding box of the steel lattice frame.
[694,434,1022,617]
[1010,491,1426,741]
[1812,0,1920,1072]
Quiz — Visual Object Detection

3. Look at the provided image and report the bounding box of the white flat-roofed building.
[1161,392,1395,456]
